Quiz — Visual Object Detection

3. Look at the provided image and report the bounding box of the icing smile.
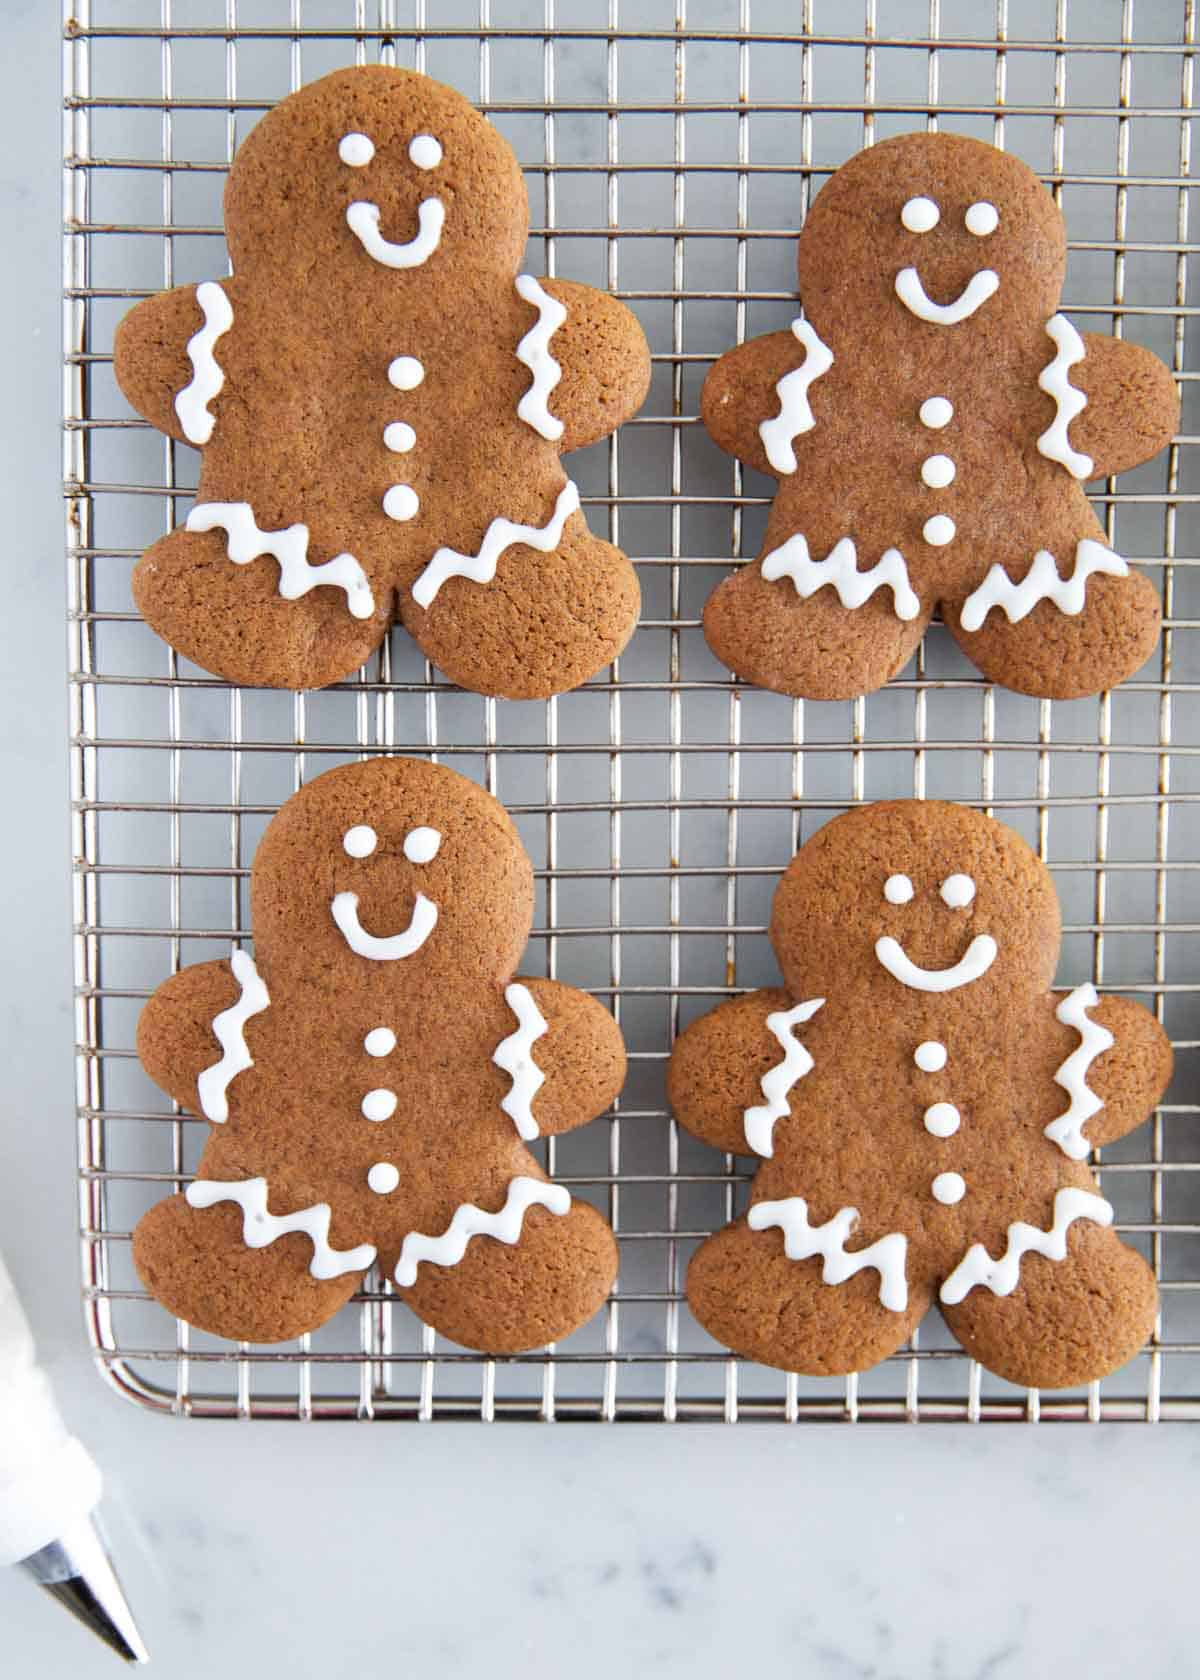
[875,933,998,993]
[346,197,445,268]
[332,889,439,960]
[894,265,999,326]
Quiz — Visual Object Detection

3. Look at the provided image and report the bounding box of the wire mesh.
[63,0,1200,1421]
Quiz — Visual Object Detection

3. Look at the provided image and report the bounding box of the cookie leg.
[133,524,390,689]
[688,1219,930,1376]
[940,1225,1157,1389]
[133,1193,362,1343]
[392,1198,618,1352]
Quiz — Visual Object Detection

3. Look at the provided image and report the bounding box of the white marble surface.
[3,5,1199,1674]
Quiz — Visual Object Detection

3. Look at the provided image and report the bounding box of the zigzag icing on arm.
[411,481,580,608]
[185,1176,377,1280]
[195,949,270,1123]
[514,275,567,441]
[1044,983,1115,1160]
[393,1175,570,1287]
[742,998,824,1157]
[494,982,549,1141]
[175,280,233,446]
[1037,314,1094,480]
[939,1186,1113,1305]
[748,1197,909,1312]
[758,319,835,474]
[958,538,1128,633]
[186,502,376,620]
[761,534,921,622]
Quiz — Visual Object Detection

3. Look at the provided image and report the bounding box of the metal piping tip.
[19,1512,149,1665]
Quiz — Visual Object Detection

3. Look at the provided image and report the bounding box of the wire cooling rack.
[63,0,1200,1421]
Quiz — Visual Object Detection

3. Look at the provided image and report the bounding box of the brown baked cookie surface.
[133,756,625,1350]
[668,801,1171,1388]
[114,65,649,697]
[701,132,1178,701]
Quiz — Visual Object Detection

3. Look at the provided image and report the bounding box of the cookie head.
[770,801,1061,1004]
[250,757,534,985]
[796,132,1067,345]
[225,64,529,283]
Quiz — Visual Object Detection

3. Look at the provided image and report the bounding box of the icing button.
[923,514,956,547]
[923,1102,961,1138]
[920,454,956,489]
[919,396,953,430]
[384,421,416,454]
[364,1027,396,1057]
[388,355,424,390]
[367,1161,400,1195]
[362,1088,398,1122]
[914,1040,947,1072]
[383,484,420,522]
[932,1171,966,1206]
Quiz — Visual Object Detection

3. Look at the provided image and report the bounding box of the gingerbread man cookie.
[114,65,650,698]
[701,132,1179,701]
[668,801,1171,1388]
[133,756,624,1349]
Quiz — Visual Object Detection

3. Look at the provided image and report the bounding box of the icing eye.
[403,826,441,864]
[338,132,375,168]
[408,133,443,171]
[343,824,378,858]
[965,201,999,237]
[884,873,915,905]
[940,873,976,908]
[901,196,939,234]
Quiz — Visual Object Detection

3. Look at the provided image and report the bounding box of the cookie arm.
[534,279,652,454]
[113,283,214,444]
[1053,992,1173,1149]
[136,959,243,1115]
[508,976,626,1136]
[700,331,812,478]
[667,987,798,1155]
[1071,333,1180,479]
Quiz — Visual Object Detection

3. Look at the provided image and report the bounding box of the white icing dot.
[408,133,443,171]
[924,1102,961,1138]
[915,1040,947,1072]
[919,396,954,430]
[932,1171,967,1206]
[338,132,375,168]
[403,826,441,864]
[901,195,940,233]
[965,200,1000,237]
[367,1161,401,1195]
[388,355,425,390]
[884,873,914,905]
[940,873,976,909]
[384,421,416,454]
[362,1088,398,1122]
[383,483,420,522]
[923,514,956,547]
[343,824,378,858]
[364,1027,396,1058]
[920,454,956,489]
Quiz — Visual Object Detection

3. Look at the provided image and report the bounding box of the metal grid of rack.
[63,0,1200,1420]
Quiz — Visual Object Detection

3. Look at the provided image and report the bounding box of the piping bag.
[0,1250,148,1663]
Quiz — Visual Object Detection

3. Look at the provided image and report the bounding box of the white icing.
[959,538,1129,633]
[901,196,939,233]
[921,454,956,489]
[919,396,953,429]
[408,134,443,171]
[932,1171,966,1206]
[383,483,420,522]
[915,1041,947,1072]
[748,1197,909,1313]
[924,1102,961,1138]
[939,873,975,909]
[361,1088,398,1122]
[895,265,999,326]
[876,934,997,993]
[514,274,567,442]
[346,197,445,269]
[403,826,441,864]
[1037,314,1094,480]
[761,533,920,623]
[338,132,375,167]
[343,824,377,858]
[494,982,549,1142]
[332,890,438,961]
[758,318,835,475]
[884,874,914,905]
[388,356,425,390]
[185,1176,376,1280]
[384,421,416,453]
[394,1175,570,1287]
[364,1026,396,1057]
[186,502,375,620]
[939,1187,1114,1306]
[411,481,580,609]
[742,998,825,1158]
[1044,983,1114,1160]
[367,1162,400,1195]
[175,280,233,446]
[923,514,956,547]
[195,949,269,1124]
[965,201,999,236]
